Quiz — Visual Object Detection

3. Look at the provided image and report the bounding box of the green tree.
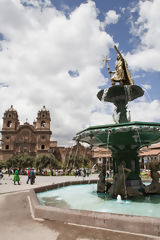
[35,154,61,172]
[6,154,35,169]
[0,160,6,169]
[64,156,90,170]
[23,155,35,168]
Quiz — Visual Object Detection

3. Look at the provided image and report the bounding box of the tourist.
[82,168,86,180]
[86,169,90,177]
[13,169,20,185]
[26,168,31,184]
[0,169,3,179]
[106,171,109,178]
[30,169,36,185]
[8,168,12,176]
[0,170,3,184]
[50,168,53,176]
[78,169,81,176]
[75,169,79,177]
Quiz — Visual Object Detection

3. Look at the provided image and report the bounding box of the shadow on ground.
[0,191,155,240]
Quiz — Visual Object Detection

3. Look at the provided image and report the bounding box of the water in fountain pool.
[37,183,160,218]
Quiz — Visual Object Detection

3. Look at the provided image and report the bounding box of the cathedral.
[0,105,58,161]
[0,105,93,165]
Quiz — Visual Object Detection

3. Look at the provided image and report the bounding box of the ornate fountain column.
[74,45,160,198]
[96,47,144,197]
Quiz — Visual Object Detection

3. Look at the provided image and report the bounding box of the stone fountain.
[74,45,160,199]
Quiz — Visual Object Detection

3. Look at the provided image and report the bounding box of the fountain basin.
[74,121,160,149]
[37,183,160,218]
[97,85,144,103]
[29,180,160,237]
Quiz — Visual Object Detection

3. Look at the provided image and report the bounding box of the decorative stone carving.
[145,162,160,194]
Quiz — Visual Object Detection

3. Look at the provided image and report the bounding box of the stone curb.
[29,180,160,237]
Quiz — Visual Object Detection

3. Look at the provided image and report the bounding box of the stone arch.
[7,121,12,127]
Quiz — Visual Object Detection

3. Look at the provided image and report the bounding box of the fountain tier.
[97,85,144,123]
[74,121,160,197]
[74,121,160,149]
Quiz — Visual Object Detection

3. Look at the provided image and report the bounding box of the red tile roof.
[139,149,160,156]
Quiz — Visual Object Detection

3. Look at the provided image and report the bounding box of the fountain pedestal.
[74,85,160,198]
[97,85,146,198]
[97,85,144,123]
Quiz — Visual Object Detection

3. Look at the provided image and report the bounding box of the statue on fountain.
[98,45,144,123]
[145,162,160,194]
[109,45,134,86]
[97,161,112,193]
[108,161,131,198]
[97,166,106,193]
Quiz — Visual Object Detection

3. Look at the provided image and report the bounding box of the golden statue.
[105,45,134,86]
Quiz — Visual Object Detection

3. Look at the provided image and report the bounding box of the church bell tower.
[36,106,51,130]
[35,106,52,151]
[2,105,19,130]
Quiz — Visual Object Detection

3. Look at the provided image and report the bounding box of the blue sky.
[49,0,160,98]
[0,0,160,146]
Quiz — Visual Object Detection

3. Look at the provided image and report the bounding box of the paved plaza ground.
[0,174,98,194]
[0,174,158,240]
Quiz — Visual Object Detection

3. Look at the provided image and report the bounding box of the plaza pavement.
[0,174,158,240]
[0,174,98,194]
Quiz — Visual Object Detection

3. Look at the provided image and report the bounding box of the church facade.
[0,105,56,161]
[0,105,93,165]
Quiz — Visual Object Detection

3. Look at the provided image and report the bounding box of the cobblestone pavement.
[0,174,98,194]
[0,175,158,240]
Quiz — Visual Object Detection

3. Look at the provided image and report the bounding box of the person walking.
[30,169,36,185]
[50,168,53,176]
[8,168,12,176]
[0,170,3,179]
[26,168,31,184]
[13,169,20,185]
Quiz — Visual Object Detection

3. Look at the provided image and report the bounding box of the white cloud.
[100,10,120,30]
[104,10,120,25]
[0,0,115,146]
[129,99,160,122]
[120,7,125,14]
[126,0,160,71]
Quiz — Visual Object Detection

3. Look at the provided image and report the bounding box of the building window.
[6,136,10,140]
[41,136,45,140]
[41,121,45,127]
[8,114,11,118]
[42,114,45,118]
[24,142,28,149]
[5,145,9,150]
[41,145,45,150]
[7,121,12,127]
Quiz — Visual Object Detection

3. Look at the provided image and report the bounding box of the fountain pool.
[37,183,160,218]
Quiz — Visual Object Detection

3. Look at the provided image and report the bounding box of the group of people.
[75,168,90,177]
[26,168,36,185]
[12,168,36,185]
